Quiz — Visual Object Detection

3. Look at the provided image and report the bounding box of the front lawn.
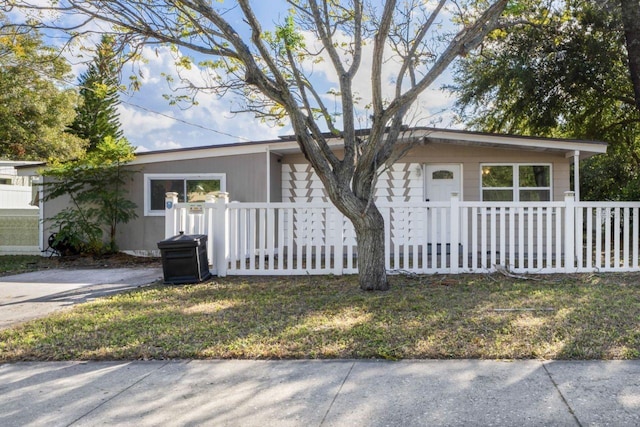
[1,273,639,361]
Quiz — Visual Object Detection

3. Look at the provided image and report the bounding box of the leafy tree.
[0,13,86,160]
[15,0,510,290]
[68,35,124,151]
[450,0,640,200]
[42,137,138,254]
[620,0,640,113]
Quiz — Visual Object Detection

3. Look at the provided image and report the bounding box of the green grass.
[1,273,639,361]
[0,255,48,276]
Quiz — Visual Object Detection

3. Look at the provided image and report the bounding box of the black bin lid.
[157,232,208,249]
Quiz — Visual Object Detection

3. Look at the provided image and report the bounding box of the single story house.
[19,127,607,259]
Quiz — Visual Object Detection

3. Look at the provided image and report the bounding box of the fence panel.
[576,202,640,272]
[0,208,40,255]
[0,184,33,208]
[165,195,640,276]
[457,202,566,274]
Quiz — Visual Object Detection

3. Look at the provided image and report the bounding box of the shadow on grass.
[1,273,639,361]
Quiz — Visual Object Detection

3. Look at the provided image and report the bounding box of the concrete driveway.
[0,268,163,329]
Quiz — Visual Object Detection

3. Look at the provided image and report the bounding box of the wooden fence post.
[564,191,576,272]
[450,193,460,273]
[214,192,229,277]
[164,192,179,239]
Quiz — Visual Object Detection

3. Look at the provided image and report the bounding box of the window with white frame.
[144,173,226,216]
[481,164,551,201]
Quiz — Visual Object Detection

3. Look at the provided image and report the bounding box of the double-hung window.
[144,173,226,216]
[481,164,551,202]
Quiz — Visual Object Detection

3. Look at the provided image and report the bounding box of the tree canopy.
[0,13,86,161]
[451,0,640,200]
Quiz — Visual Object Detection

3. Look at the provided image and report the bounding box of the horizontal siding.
[282,143,573,203]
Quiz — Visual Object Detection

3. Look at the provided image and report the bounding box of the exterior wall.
[119,152,278,253]
[41,152,280,255]
[41,179,68,253]
[281,143,572,202]
[38,141,574,255]
[402,143,571,201]
[269,153,282,203]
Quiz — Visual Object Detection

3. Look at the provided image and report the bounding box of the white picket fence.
[164,192,640,276]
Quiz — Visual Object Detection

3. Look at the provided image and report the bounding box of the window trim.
[144,173,227,216]
[480,163,552,202]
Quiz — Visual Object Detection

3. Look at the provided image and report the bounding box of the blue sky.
[12,1,460,153]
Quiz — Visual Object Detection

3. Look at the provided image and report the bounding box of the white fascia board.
[416,129,608,154]
[0,160,42,167]
[129,136,346,165]
[129,140,301,165]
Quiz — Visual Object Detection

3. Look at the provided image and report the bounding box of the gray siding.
[40,142,575,255]
[282,143,572,202]
[42,152,277,254]
[118,152,276,252]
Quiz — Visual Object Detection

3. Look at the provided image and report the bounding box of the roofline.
[414,127,607,147]
[15,127,610,171]
[417,127,608,154]
[134,135,297,157]
[127,126,607,165]
[1,160,44,167]
[134,126,608,156]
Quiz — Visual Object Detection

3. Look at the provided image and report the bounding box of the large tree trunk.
[620,0,640,113]
[351,206,389,291]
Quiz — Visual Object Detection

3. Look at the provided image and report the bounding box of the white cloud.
[118,104,175,139]
[154,140,183,150]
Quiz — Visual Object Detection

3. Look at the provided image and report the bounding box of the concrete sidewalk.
[1,360,638,426]
[0,268,163,329]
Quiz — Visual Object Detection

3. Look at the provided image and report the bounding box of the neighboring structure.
[19,127,607,258]
[0,161,41,255]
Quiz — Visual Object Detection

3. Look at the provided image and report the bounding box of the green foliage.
[0,13,86,161]
[67,35,124,151]
[271,15,306,54]
[0,255,46,276]
[451,1,640,200]
[42,137,138,255]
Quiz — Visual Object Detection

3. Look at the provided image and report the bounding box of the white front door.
[425,164,462,202]
[424,164,462,245]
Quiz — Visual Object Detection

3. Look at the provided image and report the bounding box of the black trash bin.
[157,232,212,284]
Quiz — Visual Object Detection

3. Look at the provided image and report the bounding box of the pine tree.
[68,35,123,151]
